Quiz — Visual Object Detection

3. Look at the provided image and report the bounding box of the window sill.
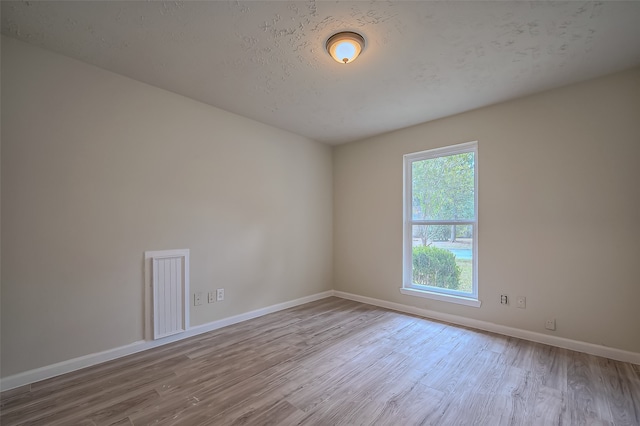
[399,287,482,308]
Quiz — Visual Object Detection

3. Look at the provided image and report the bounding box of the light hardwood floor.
[1,297,639,425]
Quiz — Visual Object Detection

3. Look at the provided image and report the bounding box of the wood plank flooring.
[1,297,639,425]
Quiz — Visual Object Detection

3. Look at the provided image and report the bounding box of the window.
[402,141,480,307]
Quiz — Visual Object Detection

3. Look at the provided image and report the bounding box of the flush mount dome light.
[326,31,365,64]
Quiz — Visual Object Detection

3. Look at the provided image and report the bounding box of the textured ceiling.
[2,1,640,145]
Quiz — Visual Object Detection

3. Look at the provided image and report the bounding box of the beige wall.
[2,34,639,380]
[1,37,333,377]
[334,67,640,354]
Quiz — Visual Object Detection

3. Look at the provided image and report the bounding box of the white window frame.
[401,141,480,307]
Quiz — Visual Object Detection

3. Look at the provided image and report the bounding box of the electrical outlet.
[500,295,508,305]
[545,319,556,331]
[208,292,215,303]
[194,292,203,306]
[216,288,224,301]
[516,296,526,309]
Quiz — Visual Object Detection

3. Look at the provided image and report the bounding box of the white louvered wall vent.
[144,249,190,340]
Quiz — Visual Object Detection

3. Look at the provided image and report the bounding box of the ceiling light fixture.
[326,32,365,64]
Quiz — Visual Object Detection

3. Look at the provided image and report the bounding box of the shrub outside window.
[402,141,480,307]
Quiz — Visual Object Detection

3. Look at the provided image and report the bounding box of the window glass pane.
[411,152,475,221]
[411,225,473,293]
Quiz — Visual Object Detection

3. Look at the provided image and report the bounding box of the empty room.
[1,1,639,425]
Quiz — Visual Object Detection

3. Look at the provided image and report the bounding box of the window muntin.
[403,142,478,304]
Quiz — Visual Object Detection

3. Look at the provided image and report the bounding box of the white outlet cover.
[516,296,526,308]
[545,319,556,330]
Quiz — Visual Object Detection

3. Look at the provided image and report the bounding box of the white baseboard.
[333,291,640,365]
[0,290,334,391]
[3,289,637,392]
[0,340,148,393]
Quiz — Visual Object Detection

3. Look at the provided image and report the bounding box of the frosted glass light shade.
[326,32,365,64]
